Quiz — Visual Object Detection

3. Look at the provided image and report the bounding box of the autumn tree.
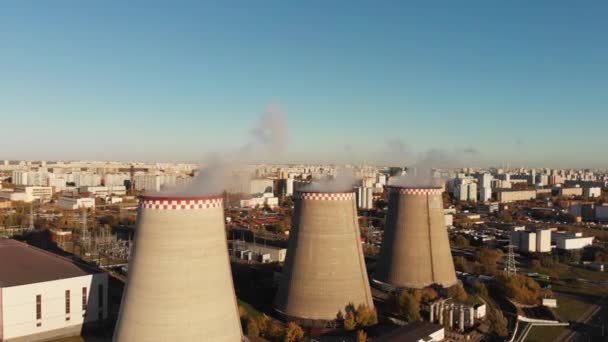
[395,291,421,322]
[356,330,368,342]
[496,273,541,305]
[284,322,304,342]
[344,310,357,331]
[453,234,470,248]
[355,304,377,327]
[267,321,285,342]
[448,284,468,302]
[420,287,439,303]
[257,313,271,337]
[453,256,470,273]
[246,317,260,337]
[491,310,509,338]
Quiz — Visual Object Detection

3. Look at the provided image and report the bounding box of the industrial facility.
[274,190,374,325]
[375,187,457,289]
[113,195,243,341]
[0,238,108,342]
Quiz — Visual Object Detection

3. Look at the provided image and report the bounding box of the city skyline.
[1,2,607,167]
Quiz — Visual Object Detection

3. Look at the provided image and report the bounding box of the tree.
[420,287,439,303]
[267,321,285,342]
[448,285,468,302]
[473,281,489,298]
[344,310,357,331]
[284,322,304,342]
[491,310,509,338]
[355,304,377,327]
[496,273,541,305]
[356,330,368,342]
[246,317,260,337]
[453,256,470,273]
[257,313,271,337]
[531,260,542,272]
[476,248,504,274]
[453,234,470,248]
[497,211,513,223]
[395,291,421,322]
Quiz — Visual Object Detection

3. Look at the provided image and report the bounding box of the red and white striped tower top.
[140,195,223,210]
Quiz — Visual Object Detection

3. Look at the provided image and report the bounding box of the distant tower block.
[375,187,457,289]
[274,191,374,322]
[113,195,243,342]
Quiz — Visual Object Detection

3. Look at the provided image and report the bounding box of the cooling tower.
[274,191,374,323]
[113,195,243,342]
[374,187,457,289]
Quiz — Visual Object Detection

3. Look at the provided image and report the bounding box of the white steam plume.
[150,103,288,197]
[300,168,359,193]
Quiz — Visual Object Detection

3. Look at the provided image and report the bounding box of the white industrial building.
[13,186,53,202]
[535,229,552,252]
[57,196,96,210]
[79,186,126,197]
[239,193,279,209]
[512,229,552,253]
[0,239,108,341]
[551,231,594,250]
[230,241,287,263]
[356,186,374,209]
[0,190,34,203]
[584,187,601,198]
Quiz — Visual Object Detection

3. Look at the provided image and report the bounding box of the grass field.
[525,325,565,342]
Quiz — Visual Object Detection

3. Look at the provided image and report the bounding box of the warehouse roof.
[379,321,444,342]
[0,238,96,287]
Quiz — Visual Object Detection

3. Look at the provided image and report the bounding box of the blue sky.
[1,1,607,167]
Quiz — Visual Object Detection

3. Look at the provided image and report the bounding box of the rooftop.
[378,321,444,342]
[0,238,97,287]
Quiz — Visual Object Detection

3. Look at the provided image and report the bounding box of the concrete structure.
[454,178,477,202]
[551,231,594,250]
[0,238,108,342]
[497,189,536,203]
[0,190,34,203]
[79,186,127,197]
[597,205,608,222]
[584,187,601,198]
[375,187,457,289]
[239,193,279,209]
[113,194,242,341]
[15,186,53,202]
[230,241,287,263]
[559,187,583,197]
[536,229,551,253]
[379,321,445,342]
[274,191,374,323]
[57,196,96,210]
[519,231,537,253]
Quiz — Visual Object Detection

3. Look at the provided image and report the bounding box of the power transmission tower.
[506,233,517,276]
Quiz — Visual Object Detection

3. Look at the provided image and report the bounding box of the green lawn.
[553,292,592,322]
[525,325,565,342]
